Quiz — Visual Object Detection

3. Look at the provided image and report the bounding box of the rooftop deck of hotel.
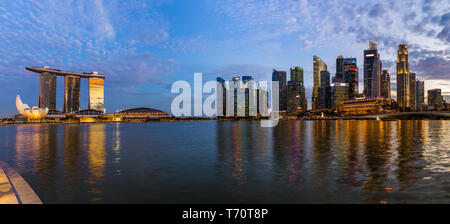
[25,66,105,79]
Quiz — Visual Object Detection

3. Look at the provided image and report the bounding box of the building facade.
[409,72,416,110]
[313,55,328,110]
[342,58,358,98]
[397,44,410,109]
[287,66,307,115]
[335,56,344,82]
[88,77,105,112]
[27,66,105,113]
[332,82,350,111]
[216,77,226,117]
[225,76,267,117]
[428,88,444,110]
[319,71,331,109]
[64,75,81,113]
[38,70,57,110]
[341,97,390,115]
[380,69,391,99]
[272,69,287,111]
[416,80,425,111]
[364,41,381,98]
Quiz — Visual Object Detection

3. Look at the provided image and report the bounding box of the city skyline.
[0,0,449,116]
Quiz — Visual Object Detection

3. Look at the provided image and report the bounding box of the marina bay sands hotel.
[26,66,105,113]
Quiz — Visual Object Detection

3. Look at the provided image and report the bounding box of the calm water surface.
[0,120,449,203]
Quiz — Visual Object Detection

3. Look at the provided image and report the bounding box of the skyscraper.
[88,76,105,111]
[38,70,57,110]
[332,82,349,111]
[216,77,226,117]
[380,70,391,99]
[428,88,444,110]
[319,71,331,109]
[228,77,241,117]
[409,72,416,110]
[342,58,358,98]
[415,80,424,111]
[64,75,81,113]
[364,41,381,98]
[313,55,328,110]
[287,66,307,114]
[335,56,344,83]
[272,69,287,111]
[397,44,410,109]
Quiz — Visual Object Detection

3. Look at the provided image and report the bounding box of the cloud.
[214,0,449,80]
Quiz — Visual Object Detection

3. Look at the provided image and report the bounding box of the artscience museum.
[16,95,49,120]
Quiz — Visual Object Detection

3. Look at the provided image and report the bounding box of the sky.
[0,0,449,116]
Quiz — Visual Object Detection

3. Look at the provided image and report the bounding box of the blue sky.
[0,0,449,116]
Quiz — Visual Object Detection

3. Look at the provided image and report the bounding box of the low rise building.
[341,97,390,115]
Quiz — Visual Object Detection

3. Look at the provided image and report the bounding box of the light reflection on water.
[0,120,449,203]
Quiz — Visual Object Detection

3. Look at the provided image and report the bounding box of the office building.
[313,55,328,110]
[342,58,358,98]
[216,77,226,117]
[397,44,410,109]
[409,72,416,110]
[332,82,350,110]
[416,80,425,111]
[380,70,391,99]
[428,88,444,110]
[272,69,287,111]
[364,41,381,98]
[335,56,344,82]
[319,71,331,109]
[287,66,307,115]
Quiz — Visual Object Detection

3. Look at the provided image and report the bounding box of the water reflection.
[0,121,448,203]
[87,124,106,185]
[64,125,81,182]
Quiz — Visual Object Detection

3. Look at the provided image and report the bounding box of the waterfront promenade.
[0,161,42,204]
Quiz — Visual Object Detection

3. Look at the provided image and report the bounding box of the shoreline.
[1,116,449,126]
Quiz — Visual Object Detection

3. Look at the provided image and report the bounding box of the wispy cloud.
[214,0,449,78]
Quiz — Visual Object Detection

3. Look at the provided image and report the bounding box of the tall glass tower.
[272,69,287,111]
[38,71,57,110]
[380,70,391,99]
[397,44,410,109]
[64,75,81,113]
[313,55,327,110]
[89,76,105,112]
[364,41,381,98]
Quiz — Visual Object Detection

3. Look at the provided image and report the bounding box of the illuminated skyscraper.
[89,76,105,111]
[342,58,358,98]
[416,80,424,111]
[272,69,287,111]
[287,66,307,114]
[397,44,410,109]
[332,82,349,110]
[319,71,331,109]
[380,70,391,99]
[26,66,106,113]
[64,75,81,113]
[313,55,328,110]
[335,56,344,82]
[409,72,416,110]
[38,70,57,110]
[364,41,381,98]
[428,88,444,110]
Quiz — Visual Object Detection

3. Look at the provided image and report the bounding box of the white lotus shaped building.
[16,95,49,119]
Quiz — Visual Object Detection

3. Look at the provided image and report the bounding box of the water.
[0,120,449,203]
